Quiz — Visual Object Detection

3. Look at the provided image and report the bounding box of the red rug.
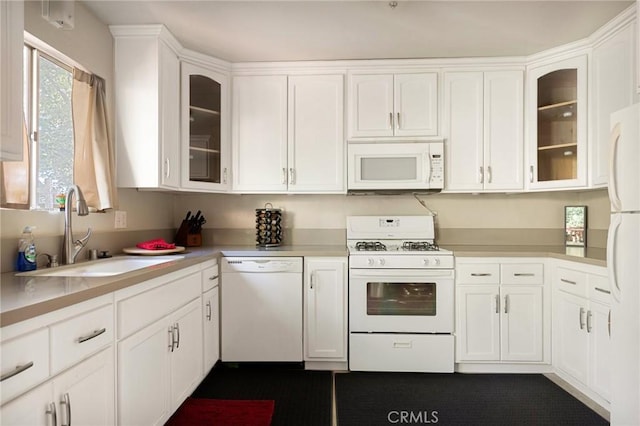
[166,398,275,426]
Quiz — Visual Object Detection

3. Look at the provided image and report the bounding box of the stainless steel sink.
[17,256,185,277]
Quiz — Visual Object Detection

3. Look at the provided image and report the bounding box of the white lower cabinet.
[0,294,115,426]
[303,257,347,369]
[116,267,204,426]
[202,260,220,374]
[553,262,611,404]
[455,259,546,367]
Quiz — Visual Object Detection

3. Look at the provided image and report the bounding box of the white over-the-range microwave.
[347,140,444,192]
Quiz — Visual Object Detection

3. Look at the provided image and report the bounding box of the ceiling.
[82,1,634,63]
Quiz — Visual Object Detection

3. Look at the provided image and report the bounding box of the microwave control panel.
[429,144,444,188]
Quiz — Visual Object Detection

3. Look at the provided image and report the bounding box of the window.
[23,43,74,210]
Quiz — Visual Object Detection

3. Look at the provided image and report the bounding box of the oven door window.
[367,282,436,316]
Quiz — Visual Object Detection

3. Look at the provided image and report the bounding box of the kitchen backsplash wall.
[173,188,610,247]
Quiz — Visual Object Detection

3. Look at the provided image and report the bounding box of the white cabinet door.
[112,27,181,189]
[483,71,524,191]
[169,298,203,412]
[117,318,171,426]
[526,55,588,190]
[500,286,543,361]
[232,75,288,192]
[591,23,636,187]
[555,290,589,385]
[456,285,500,361]
[444,70,523,192]
[589,300,611,401]
[203,287,219,373]
[53,348,115,426]
[288,75,345,193]
[394,73,438,137]
[181,62,230,192]
[349,73,438,138]
[0,0,24,161]
[349,74,394,138]
[304,258,347,360]
[444,72,484,191]
[0,382,53,426]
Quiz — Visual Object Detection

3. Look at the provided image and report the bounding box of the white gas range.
[347,215,455,373]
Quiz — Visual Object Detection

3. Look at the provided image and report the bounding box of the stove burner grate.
[402,241,440,251]
[355,241,387,251]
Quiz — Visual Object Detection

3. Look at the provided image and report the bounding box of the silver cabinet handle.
[389,112,393,129]
[495,294,500,314]
[175,323,180,349]
[595,287,611,294]
[289,168,295,185]
[529,165,534,183]
[504,295,509,314]
[1,361,34,382]
[46,402,57,426]
[165,158,170,179]
[223,167,228,184]
[396,112,401,129]
[310,272,314,290]
[579,307,586,330]
[514,273,535,277]
[561,278,577,285]
[168,326,175,352]
[487,166,492,183]
[608,309,611,337]
[60,393,71,426]
[206,301,212,321]
[281,168,287,184]
[479,166,484,184]
[586,310,593,333]
[471,273,491,277]
[209,275,219,281]
[77,328,106,344]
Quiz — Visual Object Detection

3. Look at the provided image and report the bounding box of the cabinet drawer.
[349,334,453,373]
[202,264,219,292]
[589,274,611,304]
[555,267,587,297]
[0,328,49,404]
[501,263,543,285]
[457,264,500,284]
[118,272,201,338]
[50,303,114,374]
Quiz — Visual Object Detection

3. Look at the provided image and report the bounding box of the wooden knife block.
[175,220,202,247]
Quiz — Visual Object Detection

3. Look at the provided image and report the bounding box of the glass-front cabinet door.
[527,55,587,189]
[181,61,230,191]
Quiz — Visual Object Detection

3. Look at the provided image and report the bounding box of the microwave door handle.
[424,153,432,183]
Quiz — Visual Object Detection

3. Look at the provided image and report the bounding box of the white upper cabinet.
[591,22,636,187]
[112,25,181,189]
[180,61,230,192]
[233,74,345,193]
[637,0,640,94]
[444,70,523,192]
[0,0,24,161]
[348,72,438,138]
[526,55,588,190]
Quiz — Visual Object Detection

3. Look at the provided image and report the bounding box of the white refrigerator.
[608,103,640,425]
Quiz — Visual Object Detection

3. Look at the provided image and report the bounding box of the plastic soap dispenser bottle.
[16,226,37,272]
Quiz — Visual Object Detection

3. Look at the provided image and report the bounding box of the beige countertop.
[1,243,603,327]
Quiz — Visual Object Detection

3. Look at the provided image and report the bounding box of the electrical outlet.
[114,210,127,229]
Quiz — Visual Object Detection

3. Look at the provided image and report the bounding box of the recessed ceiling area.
[82,1,633,62]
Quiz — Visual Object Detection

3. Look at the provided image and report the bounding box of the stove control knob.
[378,258,386,266]
[367,258,374,266]
[434,257,441,266]
[422,258,429,266]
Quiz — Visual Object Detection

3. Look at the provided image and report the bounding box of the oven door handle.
[350,269,454,278]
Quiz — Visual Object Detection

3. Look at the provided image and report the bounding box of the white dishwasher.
[221,257,303,362]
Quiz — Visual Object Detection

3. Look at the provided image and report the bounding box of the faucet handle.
[76,227,92,247]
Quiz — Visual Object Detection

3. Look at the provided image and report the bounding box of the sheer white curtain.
[72,69,118,211]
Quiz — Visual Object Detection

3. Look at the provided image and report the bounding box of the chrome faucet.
[62,185,92,264]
